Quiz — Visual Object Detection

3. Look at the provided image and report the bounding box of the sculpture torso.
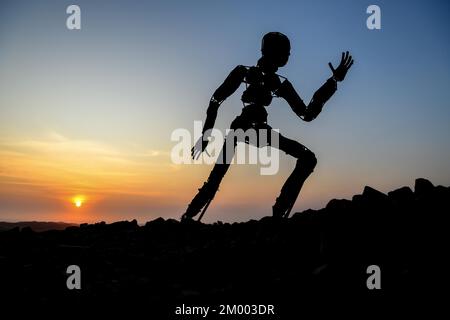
[236,66,285,126]
[241,66,284,107]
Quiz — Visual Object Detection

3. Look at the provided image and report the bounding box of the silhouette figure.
[182,32,353,221]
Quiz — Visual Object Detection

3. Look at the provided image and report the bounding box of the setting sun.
[72,196,85,208]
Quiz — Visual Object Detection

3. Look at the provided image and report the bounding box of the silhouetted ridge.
[0,178,446,315]
[0,221,77,232]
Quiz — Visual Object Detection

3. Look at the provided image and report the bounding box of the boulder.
[326,198,352,211]
[414,178,434,196]
[388,186,414,203]
[362,186,388,201]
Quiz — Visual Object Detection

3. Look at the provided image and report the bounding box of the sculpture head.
[261,32,291,68]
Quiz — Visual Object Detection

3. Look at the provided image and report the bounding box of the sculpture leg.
[182,137,236,221]
[271,133,317,218]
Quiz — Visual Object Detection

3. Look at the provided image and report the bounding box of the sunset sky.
[1,0,449,223]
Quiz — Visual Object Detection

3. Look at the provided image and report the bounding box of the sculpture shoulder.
[231,65,249,77]
[275,73,288,82]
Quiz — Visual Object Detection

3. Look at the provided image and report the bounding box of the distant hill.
[0,221,78,232]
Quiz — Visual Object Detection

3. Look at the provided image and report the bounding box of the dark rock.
[4,226,20,234]
[21,226,34,234]
[326,198,352,211]
[109,219,138,231]
[414,178,434,196]
[291,208,318,218]
[166,218,180,225]
[145,217,165,227]
[351,193,363,203]
[388,186,414,203]
[362,186,388,201]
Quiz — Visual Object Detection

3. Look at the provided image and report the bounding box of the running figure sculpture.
[182,32,353,221]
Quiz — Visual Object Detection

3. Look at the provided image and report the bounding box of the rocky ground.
[0,178,446,317]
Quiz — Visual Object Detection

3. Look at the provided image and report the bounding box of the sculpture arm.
[203,65,247,134]
[275,77,337,122]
